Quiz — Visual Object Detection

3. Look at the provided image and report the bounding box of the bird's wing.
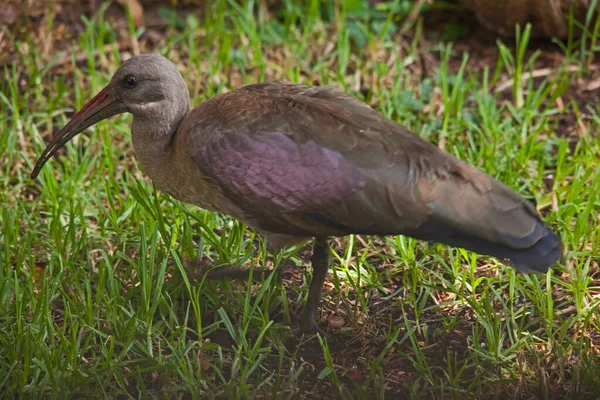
[186,83,560,271]
[183,83,422,235]
[193,130,367,232]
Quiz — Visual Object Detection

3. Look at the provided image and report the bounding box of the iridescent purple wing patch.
[195,132,365,212]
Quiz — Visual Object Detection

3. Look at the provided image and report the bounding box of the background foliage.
[1,0,599,398]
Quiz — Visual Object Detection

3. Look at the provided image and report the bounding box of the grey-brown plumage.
[31,54,562,332]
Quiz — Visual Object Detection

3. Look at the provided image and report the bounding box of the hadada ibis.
[31,54,562,332]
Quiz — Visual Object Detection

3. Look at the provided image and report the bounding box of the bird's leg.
[187,252,293,284]
[203,265,295,283]
[202,266,269,282]
[299,237,330,333]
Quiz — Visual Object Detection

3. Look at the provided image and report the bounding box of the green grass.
[1,0,600,398]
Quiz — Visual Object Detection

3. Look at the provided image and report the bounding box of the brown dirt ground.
[2,1,599,399]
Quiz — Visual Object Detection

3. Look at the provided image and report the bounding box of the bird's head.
[31,53,189,178]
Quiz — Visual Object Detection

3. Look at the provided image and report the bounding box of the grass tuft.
[1,0,599,397]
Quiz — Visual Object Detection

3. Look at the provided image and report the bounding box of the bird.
[31,53,562,333]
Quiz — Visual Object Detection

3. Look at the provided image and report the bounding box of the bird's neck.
[131,109,188,182]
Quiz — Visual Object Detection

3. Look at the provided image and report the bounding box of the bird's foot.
[299,318,328,337]
[285,309,328,337]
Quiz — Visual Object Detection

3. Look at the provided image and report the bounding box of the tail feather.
[409,170,562,272]
[306,208,561,272]
[402,218,561,272]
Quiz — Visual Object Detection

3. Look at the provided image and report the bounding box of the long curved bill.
[30,87,127,179]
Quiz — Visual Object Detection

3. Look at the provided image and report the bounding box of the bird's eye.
[122,75,138,89]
